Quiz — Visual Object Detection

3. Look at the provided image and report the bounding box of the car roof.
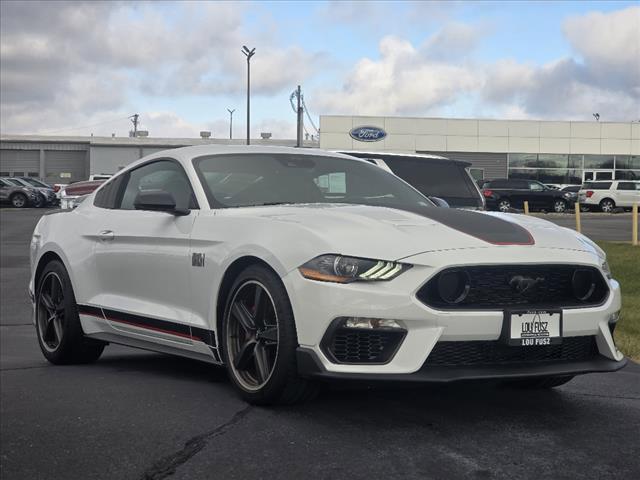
[117,145,370,173]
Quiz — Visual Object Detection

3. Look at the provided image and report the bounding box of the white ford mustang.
[29,145,626,404]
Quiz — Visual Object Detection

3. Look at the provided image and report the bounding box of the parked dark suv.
[337,151,485,209]
[481,178,574,213]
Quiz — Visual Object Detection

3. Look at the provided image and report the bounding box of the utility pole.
[296,85,303,147]
[227,109,235,140]
[242,46,256,145]
[129,113,139,137]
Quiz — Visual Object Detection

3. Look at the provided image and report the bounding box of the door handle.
[99,230,114,241]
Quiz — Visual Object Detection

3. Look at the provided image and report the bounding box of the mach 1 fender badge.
[192,253,205,267]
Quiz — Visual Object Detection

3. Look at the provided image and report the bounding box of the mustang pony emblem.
[509,275,545,294]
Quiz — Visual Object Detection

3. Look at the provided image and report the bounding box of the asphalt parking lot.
[1,209,639,480]
[532,211,637,242]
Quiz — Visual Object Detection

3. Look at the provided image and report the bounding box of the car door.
[526,181,549,209]
[91,159,199,344]
[0,179,9,203]
[616,182,640,207]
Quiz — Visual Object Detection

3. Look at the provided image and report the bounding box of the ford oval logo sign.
[349,125,387,142]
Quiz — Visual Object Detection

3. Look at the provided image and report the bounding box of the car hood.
[241,204,595,260]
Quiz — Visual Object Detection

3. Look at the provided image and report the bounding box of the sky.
[1,0,639,139]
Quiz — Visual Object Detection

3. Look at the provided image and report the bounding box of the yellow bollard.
[575,202,581,233]
[633,203,638,246]
[523,201,529,215]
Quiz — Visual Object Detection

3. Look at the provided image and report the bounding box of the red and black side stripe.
[77,304,217,349]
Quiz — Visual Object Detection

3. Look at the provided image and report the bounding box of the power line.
[301,95,319,134]
[38,116,131,135]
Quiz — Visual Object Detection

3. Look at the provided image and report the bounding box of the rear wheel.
[505,375,574,389]
[10,193,27,208]
[497,198,511,212]
[36,260,105,364]
[221,264,317,405]
[600,198,615,213]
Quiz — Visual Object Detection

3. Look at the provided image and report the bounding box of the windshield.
[194,153,434,211]
[3,178,25,187]
[21,178,49,188]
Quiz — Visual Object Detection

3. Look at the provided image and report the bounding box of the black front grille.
[424,336,598,367]
[324,328,406,364]
[418,264,608,310]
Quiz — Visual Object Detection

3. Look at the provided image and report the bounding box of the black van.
[336,151,485,209]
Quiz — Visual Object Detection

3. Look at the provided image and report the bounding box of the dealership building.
[1,115,639,185]
[320,116,640,184]
[0,134,317,185]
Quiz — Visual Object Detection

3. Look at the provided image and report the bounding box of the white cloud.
[0,1,319,134]
[315,35,480,115]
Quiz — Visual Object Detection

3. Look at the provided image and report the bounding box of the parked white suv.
[579,180,640,212]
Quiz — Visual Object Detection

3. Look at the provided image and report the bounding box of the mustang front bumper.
[283,246,626,380]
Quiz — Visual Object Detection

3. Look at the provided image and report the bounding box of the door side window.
[118,160,197,210]
[528,181,545,191]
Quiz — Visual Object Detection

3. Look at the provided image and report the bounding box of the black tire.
[32,194,44,208]
[505,375,574,389]
[35,260,105,364]
[553,199,567,213]
[580,205,591,213]
[10,192,28,208]
[221,264,318,405]
[600,198,615,213]
[497,198,511,212]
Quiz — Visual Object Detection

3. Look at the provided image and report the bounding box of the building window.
[583,155,614,169]
[616,156,640,170]
[615,170,640,180]
[27,172,39,177]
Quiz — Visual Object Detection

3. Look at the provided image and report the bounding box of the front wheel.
[221,264,317,405]
[32,194,44,208]
[36,260,105,364]
[553,199,567,213]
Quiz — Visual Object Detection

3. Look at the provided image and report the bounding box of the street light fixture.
[242,45,256,145]
[227,108,235,140]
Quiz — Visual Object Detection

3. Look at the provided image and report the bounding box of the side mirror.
[133,190,190,216]
[429,196,450,208]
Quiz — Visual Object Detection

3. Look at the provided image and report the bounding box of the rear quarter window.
[583,182,612,190]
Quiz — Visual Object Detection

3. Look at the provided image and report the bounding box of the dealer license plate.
[508,310,562,346]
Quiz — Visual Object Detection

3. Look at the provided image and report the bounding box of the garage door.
[44,151,88,184]
[0,150,40,177]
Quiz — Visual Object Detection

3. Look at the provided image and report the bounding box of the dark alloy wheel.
[11,193,27,208]
[32,194,44,208]
[226,280,279,391]
[222,264,317,405]
[37,272,66,352]
[498,198,511,212]
[35,260,105,364]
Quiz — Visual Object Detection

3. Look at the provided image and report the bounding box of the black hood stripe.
[408,206,534,246]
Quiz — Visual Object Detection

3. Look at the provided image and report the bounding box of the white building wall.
[319,115,637,156]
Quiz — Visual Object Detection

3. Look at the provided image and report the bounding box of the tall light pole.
[242,45,256,145]
[227,108,235,140]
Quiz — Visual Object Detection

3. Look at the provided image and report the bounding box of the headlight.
[601,260,612,279]
[299,255,411,283]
